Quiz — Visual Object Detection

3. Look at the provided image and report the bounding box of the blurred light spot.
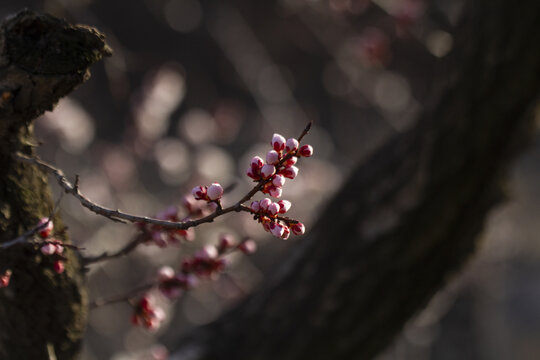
[102,147,137,189]
[135,65,186,141]
[195,145,234,184]
[89,306,126,337]
[426,30,453,58]
[257,65,293,103]
[322,63,353,97]
[178,109,217,144]
[154,138,191,185]
[374,72,411,113]
[213,101,245,144]
[164,0,202,33]
[40,98,95,153]
[122,327,155,354]
[183,290,222,325]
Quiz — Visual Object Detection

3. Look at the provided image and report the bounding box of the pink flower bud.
[259,198,272,210]
[55,244,64,254]
[198,245,218,259]
[266,150,280,165]
[53,260,65,274]
[218,234,235,250]
[298,144,314,157]
[38,217,53,238]
[207,183,224,200]
[285,138,299,153]
[0,270,12,288]
[284,156,297,168]
[272,133,286,152]
[157,266,175,281]
[40,243,56,255]
[152,231,168,248]
[238,239,257,254]
[268,186,282,198]
[291,222,305,235]
[281,226,290,240]
[247,168,260,180]
[250,201,260,212]
[261,164,276,179]
[250,156,264,169]
[268,202,280,216]
[277,200,291,214]
[281,166,298,179]
[270,223,285,238]
[272,174,286,187]
[191,186,207,200]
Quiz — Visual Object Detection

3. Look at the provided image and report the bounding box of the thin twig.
[0,194,64,249]
[82,233,147,265]
[89,283,154,309]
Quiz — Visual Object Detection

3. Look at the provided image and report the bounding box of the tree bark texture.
[0,11,109,359]
[171,1,540,359]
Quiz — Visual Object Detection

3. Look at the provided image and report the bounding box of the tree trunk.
[0,11,109,359]
[170,1,540,359]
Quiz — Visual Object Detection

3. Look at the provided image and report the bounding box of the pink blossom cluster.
[131,294,166,331]
[247,133,313,198]
[138,206,194,247]
[37,217,65,274]
[250,198,305,239]
[132,235,257,330]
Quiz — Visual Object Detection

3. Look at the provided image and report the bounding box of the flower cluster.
[37,218,65,274]
[245,132,312,238]
[247,133,313,198]
[138,206,194,247]
[132,235,257,330]
[130,294,166,331]
[250,198,305,239]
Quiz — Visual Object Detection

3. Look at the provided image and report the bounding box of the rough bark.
[0,10,109,359]
[171,1,540,359]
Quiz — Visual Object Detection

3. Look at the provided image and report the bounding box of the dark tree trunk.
[170,1,540,359]
[0,11,109,359]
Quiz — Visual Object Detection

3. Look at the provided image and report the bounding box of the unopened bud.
[272,133,286,152]
[238,239,257,254]
[259,198,272,210]
[266,150,280,165]
[281,166,298,179]
[268,202,280,216]
[207,183,224,200]
[298,144,314,157]
[272,174,286,187]
[191,186,207,200]
[261,164,276,179]
[277,200,291,214]
[38,218,53,238]
[291,222,306,235]
[250,201,260,212]
[268,186,282,198]
[251,156,264,169]
[285,138,299,153]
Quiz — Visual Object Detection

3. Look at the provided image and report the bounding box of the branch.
[14,121,312,230]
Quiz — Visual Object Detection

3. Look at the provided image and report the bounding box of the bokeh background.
[2,0,540,359]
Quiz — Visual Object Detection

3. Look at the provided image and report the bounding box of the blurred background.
[2,0,540,359]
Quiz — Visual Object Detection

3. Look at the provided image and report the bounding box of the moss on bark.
[0,10,109,359]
